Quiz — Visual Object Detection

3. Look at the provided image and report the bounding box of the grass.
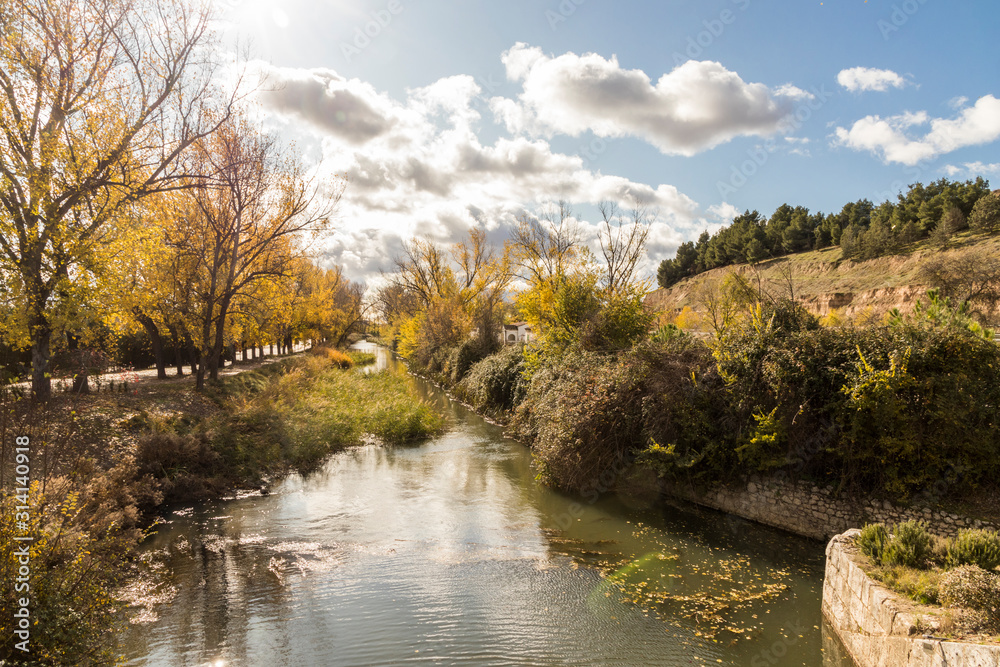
[869,565,944,605]
[207,354,445,475]
[647,229,1000,322]
[348,350,378,366]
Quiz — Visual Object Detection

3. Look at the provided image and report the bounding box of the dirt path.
[14,343,311,394]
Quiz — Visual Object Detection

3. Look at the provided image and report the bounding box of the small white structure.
[500,322,532,345]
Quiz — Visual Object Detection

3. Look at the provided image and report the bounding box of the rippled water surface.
[122,343,856,666]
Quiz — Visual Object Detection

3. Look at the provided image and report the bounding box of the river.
[121,343,856,666]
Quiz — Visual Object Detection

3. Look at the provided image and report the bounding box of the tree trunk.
[166,325,185,377]
[66,334,90,394]
[196,348,209,390]
[187,342,198,376]
[207,295,233,382]
[29,313,52,401]
[134,309,167,379]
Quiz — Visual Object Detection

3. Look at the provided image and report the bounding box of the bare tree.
[773,261,797,303]
[597,200,653,294]
[918,248,1000,324]
[509,200,580,288]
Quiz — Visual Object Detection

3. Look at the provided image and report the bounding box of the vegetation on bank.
[657,178,998,288]
[855,522,1000,637]
[379,200,1000,518]
[0,349,442,664]
[406,283,1000,506]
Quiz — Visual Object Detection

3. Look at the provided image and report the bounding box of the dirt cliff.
[645,233,1000,323]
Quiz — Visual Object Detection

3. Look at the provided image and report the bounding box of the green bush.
[946,529,1000,571]
[509,346,647,491]
[712,319,1000,501]
[450,337,492,384]
[883,521,933,569]
[459,345,529,415]
[939,565,1000,632]
[857,523,890,565]
[348,350,377,366]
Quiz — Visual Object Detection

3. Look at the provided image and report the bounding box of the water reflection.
[121,342,855,666]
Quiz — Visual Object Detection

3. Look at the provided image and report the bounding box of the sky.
[220,0,1000,282]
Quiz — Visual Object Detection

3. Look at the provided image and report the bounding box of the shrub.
[857,523,890,565]
[939,565,1000,632]
[946,529,1000,571]
[883,521,933,569]
[510,346,648,491]
[450,337,491,384]
[459,345,529,415]
[312,346,354,369]
[348,350,377,366]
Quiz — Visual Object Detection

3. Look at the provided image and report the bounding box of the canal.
[122,343,855,666]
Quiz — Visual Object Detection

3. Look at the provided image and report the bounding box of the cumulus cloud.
[708,202,740,223]
[836,67,907,93]
[942,161,1000,178]
[260,66,397,144]
[491,43,797,156]
[255,61,706,281]
[833,96,1000,166]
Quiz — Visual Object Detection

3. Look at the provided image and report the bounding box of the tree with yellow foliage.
[177,113,343,389]
[0,0,238,399]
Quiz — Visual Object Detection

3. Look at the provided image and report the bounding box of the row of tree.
[0,0,357,398]
[658,178,999,288]
[376,201,655,373]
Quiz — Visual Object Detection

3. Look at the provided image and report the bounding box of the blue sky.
[223,0,1000,280]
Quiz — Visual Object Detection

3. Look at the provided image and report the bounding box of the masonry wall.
[822,530,1000,667]
[664,475,998,541]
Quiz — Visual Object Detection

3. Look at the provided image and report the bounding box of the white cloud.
[256,62,706,281]
[833,96,1000,166]
[836,67,907,93]
[492,43,798,156]
[708,202,740,223]
[942,161,1000,178]
[774,84,815,101]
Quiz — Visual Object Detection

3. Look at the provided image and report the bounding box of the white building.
[500,322,532,345]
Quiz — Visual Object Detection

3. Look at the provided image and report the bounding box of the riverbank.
[0,345,444,663]
[394,305,1000,544]
[823,530,1000,667]
[119,343,858,666]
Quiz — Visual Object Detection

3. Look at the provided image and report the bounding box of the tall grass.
[206,354,445,475]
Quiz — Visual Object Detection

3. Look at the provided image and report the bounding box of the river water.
[121,343,856,666]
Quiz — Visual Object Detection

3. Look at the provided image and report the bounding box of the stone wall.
[664,475,997,541]
[822,530,1000,667]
